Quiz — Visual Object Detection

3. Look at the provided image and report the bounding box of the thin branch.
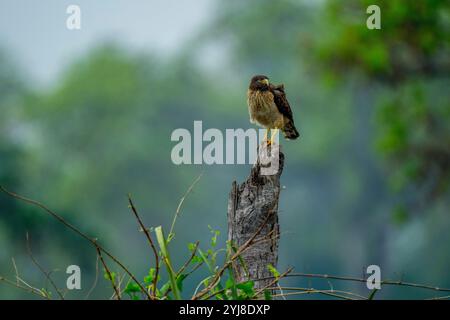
[253,267,293,297]
[11,258,19,287]
[0,275,48,299]
[96,246,121,300]
[427,295,450,300]
[273,286,368,300]
[186,261,204,277]
[84,253,100,299]
[271,289,356,300]
[169,173,203,236]
[10,258,50,299]
[0,185,151,300]
[201,268,292,301]
[26,233,64,300]
[282,272,450,293]
[176,241,199,277]
[202,285,227,301]
[127,195,159,298]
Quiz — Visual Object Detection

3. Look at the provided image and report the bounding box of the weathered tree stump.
[227,144,284,290]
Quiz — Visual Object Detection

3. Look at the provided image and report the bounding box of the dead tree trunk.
[227,144,284,291]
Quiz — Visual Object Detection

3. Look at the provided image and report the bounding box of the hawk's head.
[249,75,270,91]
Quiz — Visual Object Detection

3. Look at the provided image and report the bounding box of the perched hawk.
[247,75,300,143]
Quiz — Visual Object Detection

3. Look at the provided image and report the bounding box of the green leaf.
[236,281,255,297]
[187,242,197,252]
[208,225,220,248]
[267,264,280,278]
[144,268,159,284]
[103,271,116,283]
[191,256,202,264]
[176,274,187,291]
[264,289,273,300]
[198,248,213,272]
[41,288,52,298]
[225,277,233,289]
[157,281,171,298]
[124,282,141,294]
[226,267,238,300]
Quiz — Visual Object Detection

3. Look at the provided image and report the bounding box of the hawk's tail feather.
[282,121,300,140]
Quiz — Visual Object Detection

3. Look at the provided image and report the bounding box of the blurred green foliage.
[315,0,450,212]
[317,0,449,79]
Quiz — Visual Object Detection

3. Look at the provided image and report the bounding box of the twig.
[128,195,159,298]
[201,268,292,301]
[26,233,64,300]
[169,173,203,236]
[427,295,450,300]
[271,289,356,300]
[96,246,121,300]
[116,276,131,299]
[273,286,368,300]
[193,275,214,298]
[0,275,47,299]
[185,261,204,277]
[253,267,293,297]
[11,258,49,299]
[201,285,227,301]
[84,253,100,299]
[11,258,19,287]
[276,283,286,300]
[283,272,450,293]
[255,271,450,298]
[176,241,199,277]
[0,185,151,300]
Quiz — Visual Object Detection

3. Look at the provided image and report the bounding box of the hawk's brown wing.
[269,84,294,123]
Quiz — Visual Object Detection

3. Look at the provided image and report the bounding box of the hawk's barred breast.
[247,89,285,130]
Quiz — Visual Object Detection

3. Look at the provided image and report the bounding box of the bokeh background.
[0,0,449,299]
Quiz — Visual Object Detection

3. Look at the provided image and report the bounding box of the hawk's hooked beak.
[261,79,269,86]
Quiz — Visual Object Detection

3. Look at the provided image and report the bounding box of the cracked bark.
[227,144,284,290]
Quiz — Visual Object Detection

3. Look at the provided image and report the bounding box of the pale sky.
[0,0,214,86]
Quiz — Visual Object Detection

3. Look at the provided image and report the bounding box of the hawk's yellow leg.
[263,129,269,144]
[270,128,279,144]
